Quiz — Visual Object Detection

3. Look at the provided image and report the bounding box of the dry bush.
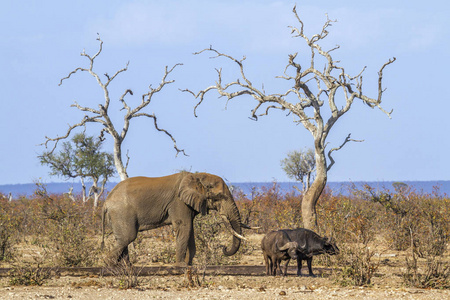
[29,185,101,267]
[132,227,176,264]
[358,184,450,255]
[106,260,142,289]
[44,217,99,267]
[8,263,53,286]
[402,224,450,289]
[0,198,21,262]
[403,251,450,289]
[235,183,303,232]
[8,249,53,286]
[194,212,247,266]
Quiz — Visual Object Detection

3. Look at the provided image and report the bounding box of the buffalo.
[261,230,300,276]
[282,228,339,276]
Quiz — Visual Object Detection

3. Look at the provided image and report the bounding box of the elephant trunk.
[220,194,243,256]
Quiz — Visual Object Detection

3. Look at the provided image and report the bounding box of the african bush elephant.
[101,172,244,266]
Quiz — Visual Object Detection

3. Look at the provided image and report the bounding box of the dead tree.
[184,6,395,230]
[42,35,186,181]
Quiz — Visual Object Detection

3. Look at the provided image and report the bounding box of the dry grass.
[0,183,449,290]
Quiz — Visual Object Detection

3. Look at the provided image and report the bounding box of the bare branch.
[133,112,187,157]
[41,118,91,153]
[105,61,129,87]
[59,67,88,86]
[119,89,133,112]
[327,134,364,171]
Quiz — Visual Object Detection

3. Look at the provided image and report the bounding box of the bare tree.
[42,35,186,181]
[184,6,395,229]
[281,148,315,193]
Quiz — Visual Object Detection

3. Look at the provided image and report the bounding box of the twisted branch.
[327,134,364,171]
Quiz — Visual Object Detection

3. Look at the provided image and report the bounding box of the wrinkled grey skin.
[101,172,243,266]
[282,228,339,276]
[261,230,300,276]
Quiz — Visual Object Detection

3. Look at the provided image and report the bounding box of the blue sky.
[1,0,449,185]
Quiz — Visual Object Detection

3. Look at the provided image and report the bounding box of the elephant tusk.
[241,223,260,230]
[220,215,248,241]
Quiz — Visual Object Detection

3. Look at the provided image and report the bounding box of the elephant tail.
[101,205,107,250]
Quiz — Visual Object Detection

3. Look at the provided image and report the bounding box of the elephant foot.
[174,261,189,267]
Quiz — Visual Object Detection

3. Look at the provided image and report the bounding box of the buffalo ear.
[179,174,207,215]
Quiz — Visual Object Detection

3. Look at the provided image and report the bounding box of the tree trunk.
[91,178,100,208]
[301,146,327,230]
[113,139,128,181]
[81,178,87,203]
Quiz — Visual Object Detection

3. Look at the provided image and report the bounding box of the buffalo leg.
[283,258,290,276]
[306,257,315,276]
[263,254,271,275]
[296,257,303,276]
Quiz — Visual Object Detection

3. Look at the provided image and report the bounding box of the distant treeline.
[1,180,449,198]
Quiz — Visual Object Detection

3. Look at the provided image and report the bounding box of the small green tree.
[39,132,116,207]
[281,148,315,193]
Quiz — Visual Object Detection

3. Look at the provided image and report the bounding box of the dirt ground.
[0,233,449,299]
[1,275,449,299]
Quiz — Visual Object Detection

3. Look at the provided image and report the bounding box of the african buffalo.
[282,228,339,276]
[261,230,300,276]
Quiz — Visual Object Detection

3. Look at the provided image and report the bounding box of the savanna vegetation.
[0,182,448,290]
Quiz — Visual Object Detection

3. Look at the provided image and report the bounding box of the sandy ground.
[1,272,449,299]
[1,277,449,299]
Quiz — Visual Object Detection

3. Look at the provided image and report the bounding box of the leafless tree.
[42,35,186,181]
[183,6,395,229]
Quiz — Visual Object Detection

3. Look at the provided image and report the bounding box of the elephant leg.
[108,218,138,265]
[173,219,193,266]
[185,227,196,265]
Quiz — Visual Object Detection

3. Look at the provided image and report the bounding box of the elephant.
[101,171,245,266]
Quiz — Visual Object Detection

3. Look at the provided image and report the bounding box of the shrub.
[8,263,52,286]
[106,261,141,289]
[139,227,177,264]
[194,212,245,266]
[45,217,98,267]
[333,243,380,286]
[29,183,101,267]
[234,183,303,232]
[0,202,20,262]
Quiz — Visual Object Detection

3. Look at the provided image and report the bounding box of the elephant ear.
[179,174,207,215]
